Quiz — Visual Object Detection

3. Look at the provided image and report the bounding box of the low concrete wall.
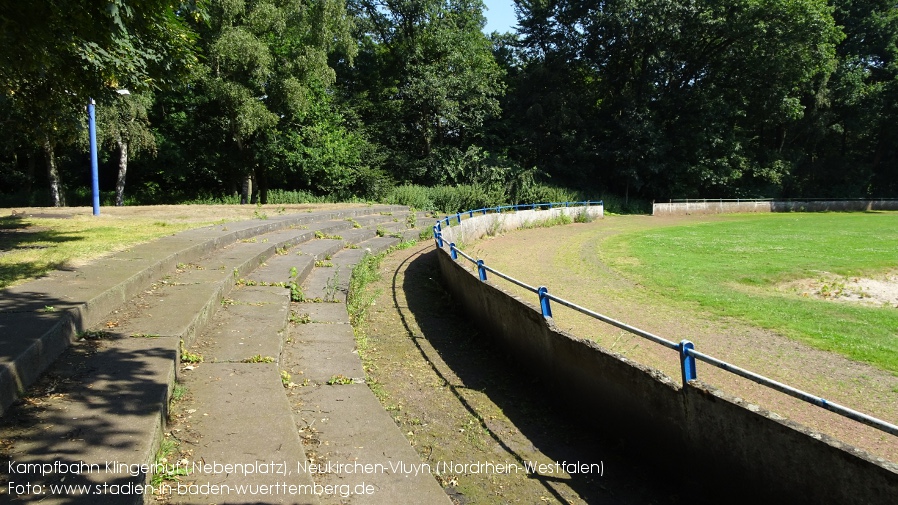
[439,205,603,246]
[653,199,898,216]
[435,210,898,504]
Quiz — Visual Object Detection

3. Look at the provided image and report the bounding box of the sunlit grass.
[0,215,216,289]
[602,212,898,373]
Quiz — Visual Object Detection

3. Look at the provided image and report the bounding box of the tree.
[509,0,843,198]
[95,92,157,206]
[344,0,505,184]
[785,0,898,196]
[0,0,199,205]
[182,0,359,203]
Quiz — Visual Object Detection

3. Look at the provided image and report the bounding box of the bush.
[384,185,434,211]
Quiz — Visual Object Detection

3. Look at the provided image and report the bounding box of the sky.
[482,0,518,34]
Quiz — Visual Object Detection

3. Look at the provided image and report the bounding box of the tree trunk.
[250,171,259,205]
[115,140,129,206]
[240,173,252,204]
[255,166,268,205]
[25,150,35,195]
[42,136,65,207]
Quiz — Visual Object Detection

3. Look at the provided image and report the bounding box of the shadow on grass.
[393,247,706,505]
[0,216,83,289]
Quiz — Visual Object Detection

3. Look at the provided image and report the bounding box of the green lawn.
[602,212,898,373]
[0,215,213,289]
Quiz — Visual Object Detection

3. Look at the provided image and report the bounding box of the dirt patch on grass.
[780,270,898,307]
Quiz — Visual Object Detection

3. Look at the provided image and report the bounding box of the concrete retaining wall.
[435,209,898,504]
[653,199,898,215]
[439,205,603,246]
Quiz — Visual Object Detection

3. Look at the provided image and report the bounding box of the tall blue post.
[477,260,487,281]
[679,340,697,386]
[450,243,458,260]
[88,99,100,216]
[456,213,461,224]
[538,286,552,318]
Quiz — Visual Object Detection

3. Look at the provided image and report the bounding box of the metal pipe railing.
[435,201,898,440]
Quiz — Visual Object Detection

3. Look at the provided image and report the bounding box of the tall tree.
[344,0,505,185]
[183,0,359,203]
[786,0,898,196]
[0,0,199,205]
[510,0,842,198]
[95,92,157,206]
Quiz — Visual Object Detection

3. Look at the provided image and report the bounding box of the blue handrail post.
[538,286,552,318]
[679,340,697,386]
[450,243,458,260]
[436,221,442,233]
[436,230,444,248]
[477,260,487,281]
[444,217,450,227]
[481,208,487,215]
[456,213,462,224]
[469,210,474,218]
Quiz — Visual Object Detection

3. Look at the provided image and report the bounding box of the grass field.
[0,204,349,290]
[601,212,898,373]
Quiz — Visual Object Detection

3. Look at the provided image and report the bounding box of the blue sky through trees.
[482,0,517,34]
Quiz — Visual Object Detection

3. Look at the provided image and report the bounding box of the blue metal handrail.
[435,202,898,439]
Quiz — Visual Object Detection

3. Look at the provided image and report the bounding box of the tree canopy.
[0,0,895,206]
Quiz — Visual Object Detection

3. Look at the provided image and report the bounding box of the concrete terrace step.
[175,285,318,504]
[171,216,445,503]
[0,205,414,502]
[284,292,449,504]
[0,205,443,504]
[0,206,406,417]
[300,236,402,303]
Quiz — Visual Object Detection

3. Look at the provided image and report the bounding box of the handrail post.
[436,221,441,232]
[477,260,487,281]
[538,286,552,318]
[450,243,458,260]
[469,210,474,218]
[436,231,444,248]
[679,340,697,386]
[456,213,462,224]
[481,209,487,215]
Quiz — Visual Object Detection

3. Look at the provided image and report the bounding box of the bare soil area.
[780,270,898,307]
[358,242,720,504]
[466,215,898,463]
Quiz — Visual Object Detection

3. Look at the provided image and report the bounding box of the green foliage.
[289,282,304,302]
[180,342,203,364]
[242,354,275,363]
[2,0,896,207]
[343,0,504,185]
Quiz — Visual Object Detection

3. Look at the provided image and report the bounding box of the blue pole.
[88,99,100,216]
[538,286,552,318]
[679,340,697,386]
[450,243,457,260]
[477,260,487,281]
